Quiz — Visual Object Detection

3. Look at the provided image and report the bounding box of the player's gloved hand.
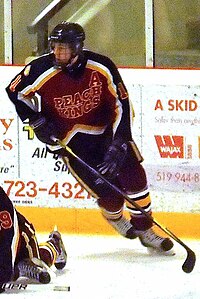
[29,113,58,145]
[97,139,127,180]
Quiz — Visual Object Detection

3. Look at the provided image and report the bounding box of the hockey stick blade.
[154,224,196,273]
[52,138,196,273]
[182,248,196,273]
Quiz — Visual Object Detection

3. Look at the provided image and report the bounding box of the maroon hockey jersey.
[6,50,134,150]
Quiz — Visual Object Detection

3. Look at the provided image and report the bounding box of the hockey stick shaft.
[53,138,196,273]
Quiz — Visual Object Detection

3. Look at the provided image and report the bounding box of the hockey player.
[6,22,173,254]
[0,186,67,293]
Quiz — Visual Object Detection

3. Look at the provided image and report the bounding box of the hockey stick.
[52,138,196,273]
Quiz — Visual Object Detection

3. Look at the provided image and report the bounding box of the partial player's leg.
[62,154,137,239]
[39,226,67,270]
[14,211,51,283]
[15,225,67,283]
[118,147,174,253]
[61,140,173,251]
[16,227,67,284]
[16,258,51,284]
[0,187,20,292]
[97,197,137,239]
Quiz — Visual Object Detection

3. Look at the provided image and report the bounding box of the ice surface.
[2,234,200,298]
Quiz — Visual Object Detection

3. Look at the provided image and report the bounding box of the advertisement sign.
[141,84,200,193]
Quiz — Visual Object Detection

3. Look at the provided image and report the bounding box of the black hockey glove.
[29,113,58,145]
[97,139,127,180]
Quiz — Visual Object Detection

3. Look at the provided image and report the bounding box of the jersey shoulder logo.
[24,65,31,76]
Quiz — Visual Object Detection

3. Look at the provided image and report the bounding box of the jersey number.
[0,211,13,230]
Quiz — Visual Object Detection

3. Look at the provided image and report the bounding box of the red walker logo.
[155,135,184,158]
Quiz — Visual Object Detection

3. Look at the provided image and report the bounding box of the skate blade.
[147,247,176,256]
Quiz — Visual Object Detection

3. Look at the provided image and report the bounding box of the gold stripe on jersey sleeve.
[21,232,40,260]
[62,123,107,144]
[87,61,123,136]
[87,61,117,98]
[47,123,107,153]
[21,68,61,97]
[12,209,20,266]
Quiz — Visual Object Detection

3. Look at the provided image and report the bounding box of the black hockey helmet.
[49,22,85,55]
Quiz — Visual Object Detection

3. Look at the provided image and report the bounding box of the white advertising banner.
[142,84,200,191]
[0,66,199,212]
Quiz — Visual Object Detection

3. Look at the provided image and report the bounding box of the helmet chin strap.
[54,54,78,71]
[65,54,78,69]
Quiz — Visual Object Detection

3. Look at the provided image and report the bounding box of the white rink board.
[0,66,199,212]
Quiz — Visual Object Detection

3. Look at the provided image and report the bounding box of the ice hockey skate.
[17,258,51,284]
[48,226,67,270]
[108,216,137,239]
[136,226,174,255]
